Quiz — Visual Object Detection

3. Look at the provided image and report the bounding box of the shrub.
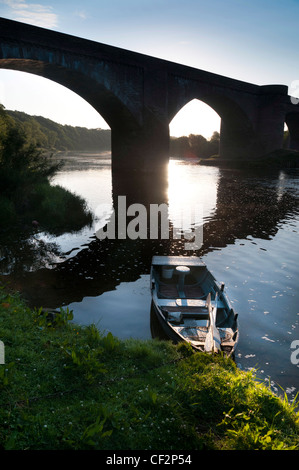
[0,105,93,234]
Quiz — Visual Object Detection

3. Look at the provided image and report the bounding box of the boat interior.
[152,263,235,329]
[156,264,209,300]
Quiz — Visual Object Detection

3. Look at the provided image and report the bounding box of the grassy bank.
[0,181,93,235]
[0,286,298,450]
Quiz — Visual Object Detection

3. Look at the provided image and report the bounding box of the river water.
[1,152,299,400]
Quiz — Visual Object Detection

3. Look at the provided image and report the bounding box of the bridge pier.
[110,123,170,207]
[285,113,299,151]
[255,85,288,155]
[111,122,169,175]
[219,120,259,160]
[219,85,288,160]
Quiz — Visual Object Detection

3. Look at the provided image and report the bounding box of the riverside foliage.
[0,104,93,234]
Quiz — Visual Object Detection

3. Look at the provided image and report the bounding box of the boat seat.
[167,311,209,327]
[156,298,180,307]
[181,311,209,319]
[156,294,225,311]
[176,298,206,307]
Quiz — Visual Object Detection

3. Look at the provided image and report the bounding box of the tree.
[0,105,62,199]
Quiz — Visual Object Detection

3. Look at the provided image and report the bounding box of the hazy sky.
[0,0,298,137]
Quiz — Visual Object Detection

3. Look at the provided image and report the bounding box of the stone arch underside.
[0,57,140,133]
[0,54,171,174]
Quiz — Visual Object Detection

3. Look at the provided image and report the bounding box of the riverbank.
[0,105,94,235]
[200,149,299,169]
[0,286,298,450]
[0,181,94,235]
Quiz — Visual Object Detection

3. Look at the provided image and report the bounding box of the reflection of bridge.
[1,17,299,174]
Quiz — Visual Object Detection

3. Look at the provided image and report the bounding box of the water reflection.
[0,153,299,397]
[0,231,61,275]
[168,159,219,227]
[1,156,298,304]
[112,169,168,207]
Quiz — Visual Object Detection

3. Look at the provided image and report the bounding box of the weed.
[220,407,298,450]
[80,406,114,448]
[33,306,74,329]
[62,344,107,384]
[102,331,120,352]
[0,362,14,388]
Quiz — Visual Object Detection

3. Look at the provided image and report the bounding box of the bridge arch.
[0,57,139,132]
[169,92,258,159]
[285,112,299,150]
[169,98,220,139]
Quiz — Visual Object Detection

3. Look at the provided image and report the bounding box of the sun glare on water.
[167,159,220,232]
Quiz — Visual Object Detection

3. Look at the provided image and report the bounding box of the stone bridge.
[0,17,298,174]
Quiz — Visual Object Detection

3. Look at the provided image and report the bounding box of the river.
[1,151,299,400]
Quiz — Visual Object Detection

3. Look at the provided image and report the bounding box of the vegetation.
[6,109,111,151]
[170,131,220,159]
[203,148,299,169]
[0,104,93,234]
[0,286,298,450]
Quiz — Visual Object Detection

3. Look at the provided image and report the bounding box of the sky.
[0,0,299,137]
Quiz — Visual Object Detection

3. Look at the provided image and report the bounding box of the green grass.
[26,182,93,234]
[0,286,298,450]
[0,182,93,235]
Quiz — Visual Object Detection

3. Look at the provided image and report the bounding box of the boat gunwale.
[151,255,206,267]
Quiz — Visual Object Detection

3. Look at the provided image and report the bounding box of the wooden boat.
[150,256,239,357]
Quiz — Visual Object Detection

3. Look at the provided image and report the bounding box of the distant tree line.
[6,110,111,151]
[170,130,292,157]
[170,131,220,159]
[5,107,221,157]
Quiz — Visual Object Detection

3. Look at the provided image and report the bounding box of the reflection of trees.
[0,231,62,275]
[200,170,299,254]
[1,168,298,309]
